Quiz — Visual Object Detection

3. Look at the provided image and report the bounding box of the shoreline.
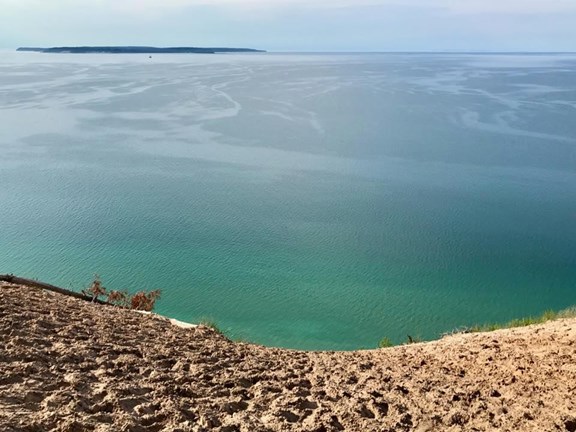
[3,273,574,351]
[2,281,576,430]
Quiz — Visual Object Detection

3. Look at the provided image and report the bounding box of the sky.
[1,0,576,52]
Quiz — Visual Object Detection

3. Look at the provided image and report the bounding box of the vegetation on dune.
[5,273,576,350]
[198,318,223,334]
[378,307,576,349]
[83,274,107,302]
[82,274,161,312]
[378,337,393,348]
[465,307,576,334]
[129,290,162,312]
[378,334,424,349]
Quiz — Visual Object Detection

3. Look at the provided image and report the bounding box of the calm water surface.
[1,52,575,349]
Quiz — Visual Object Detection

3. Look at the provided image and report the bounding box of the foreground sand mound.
[1,282,575,432]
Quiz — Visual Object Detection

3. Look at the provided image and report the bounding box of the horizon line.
[9,47,576,54]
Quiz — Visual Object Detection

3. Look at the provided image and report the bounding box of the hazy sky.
[2,0,575,51]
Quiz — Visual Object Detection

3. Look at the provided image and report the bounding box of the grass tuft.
[378,337,394,348]
[449,306,576,337]
[199,318,223,334]
[404,335,424,345]
[557,306,576,319]
[395,305,576,347]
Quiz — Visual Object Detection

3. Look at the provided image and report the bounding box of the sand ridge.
[1,282,576,431]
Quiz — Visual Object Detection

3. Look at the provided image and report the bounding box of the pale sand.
[1,282,575,432]
[132,310,197,329]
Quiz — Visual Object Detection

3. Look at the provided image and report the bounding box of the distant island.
[17,46,266,54]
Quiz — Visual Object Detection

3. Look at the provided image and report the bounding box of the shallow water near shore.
[1,51,576,350]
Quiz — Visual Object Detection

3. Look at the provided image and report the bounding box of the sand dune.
[1,281,575,431]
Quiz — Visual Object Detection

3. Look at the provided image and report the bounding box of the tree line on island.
[17,46,265,54]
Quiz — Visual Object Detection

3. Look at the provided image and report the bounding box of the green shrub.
[378,337,393,348]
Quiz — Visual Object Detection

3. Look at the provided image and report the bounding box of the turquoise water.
[1,52,576,350]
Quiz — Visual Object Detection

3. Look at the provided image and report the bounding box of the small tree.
[130,289,161,311]
[83,274,107,302]
[107,290,129,307]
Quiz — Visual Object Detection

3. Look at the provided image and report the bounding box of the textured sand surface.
[1,282,576,432]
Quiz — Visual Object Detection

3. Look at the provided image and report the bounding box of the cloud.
[120,0,576,15]
[4,0,576,15]
[2,0,575,51]
[438,0,576,15]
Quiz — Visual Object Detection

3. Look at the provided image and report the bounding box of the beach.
[1,281,575,431]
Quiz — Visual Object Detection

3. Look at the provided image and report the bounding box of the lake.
[1,51,576,349]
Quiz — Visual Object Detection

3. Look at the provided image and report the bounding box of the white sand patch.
[168,318,198,329]
[132,309,197,329]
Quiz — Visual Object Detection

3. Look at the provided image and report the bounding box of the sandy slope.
[1,282,576,432]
